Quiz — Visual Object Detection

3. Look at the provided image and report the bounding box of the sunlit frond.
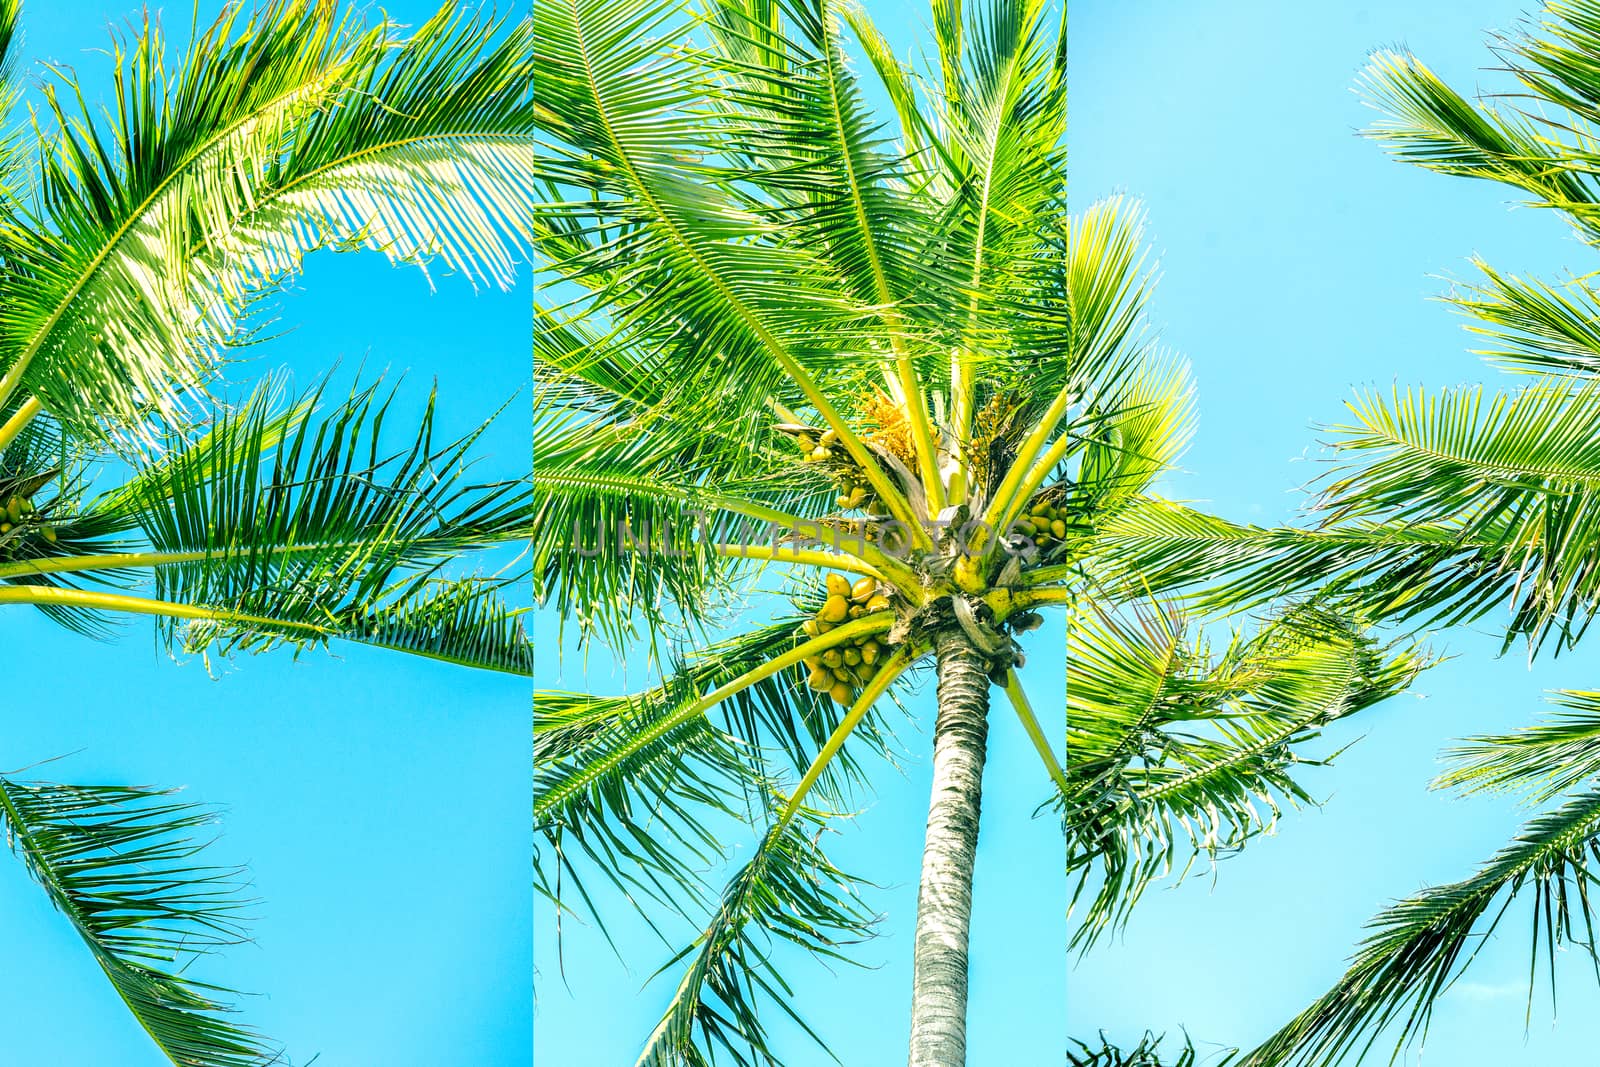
[1068,604,1424,948]
[2,0,531,440]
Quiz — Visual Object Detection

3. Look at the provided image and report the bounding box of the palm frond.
[536,0,870,420]
[1453,260,1600,377]
[535,608,899,933]
[1438,689,1600,802]
[634,805,875,1067]
[2,0,531,440]
[1069,1031,1236,1067]
[1358,49,1592,210]
[1068,604,1424,948]
[70,374,528,663]
[533,365,837,647]
[1077,353,1196,517]
[1321,378,1600,652]
[1243,788,1600,1067]
[0,773,275,1067]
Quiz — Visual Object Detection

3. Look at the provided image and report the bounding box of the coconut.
[820,594,849,622]
[850,577,875,602]
[825,573,852,598]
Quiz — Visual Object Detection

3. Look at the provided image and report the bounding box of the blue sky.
[1070,1,1600,1063]
[0,4,529,1065]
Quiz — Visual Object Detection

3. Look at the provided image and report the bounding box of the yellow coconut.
[820,594,850,623]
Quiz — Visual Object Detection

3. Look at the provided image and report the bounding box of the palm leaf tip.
[1069,1030,1236,1067]
[1244,789,1600,1067]
[635,805,876,1067]
[0,774,279,1067]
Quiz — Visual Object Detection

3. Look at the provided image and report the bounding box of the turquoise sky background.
[1071,1,1600,1063]
[0,3,529,1065]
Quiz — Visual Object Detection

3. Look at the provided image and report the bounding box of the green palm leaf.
[1068,604,1424,948]
[1,0,531,441]
[0,773,273,1067]
[1244,788,1600,1067]
[635,806,875,1067]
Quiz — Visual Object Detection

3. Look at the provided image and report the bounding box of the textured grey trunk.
[907,629,991,1066]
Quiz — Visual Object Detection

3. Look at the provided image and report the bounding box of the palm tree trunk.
[907,629,991,1066]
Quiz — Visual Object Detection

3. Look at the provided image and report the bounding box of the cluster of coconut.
[795,428,877,512]
[799,573,893,705]
[1013,497,1069,552]
[0,493,54,542]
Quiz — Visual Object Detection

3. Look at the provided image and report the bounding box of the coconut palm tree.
[0,0,533,1062]
[1236,3,1600,1063]
[534,2,1426,1062]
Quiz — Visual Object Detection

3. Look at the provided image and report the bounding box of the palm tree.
[0,1,532,1063]
[1234,3,1600,1062]
[534,2,1425,1062]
